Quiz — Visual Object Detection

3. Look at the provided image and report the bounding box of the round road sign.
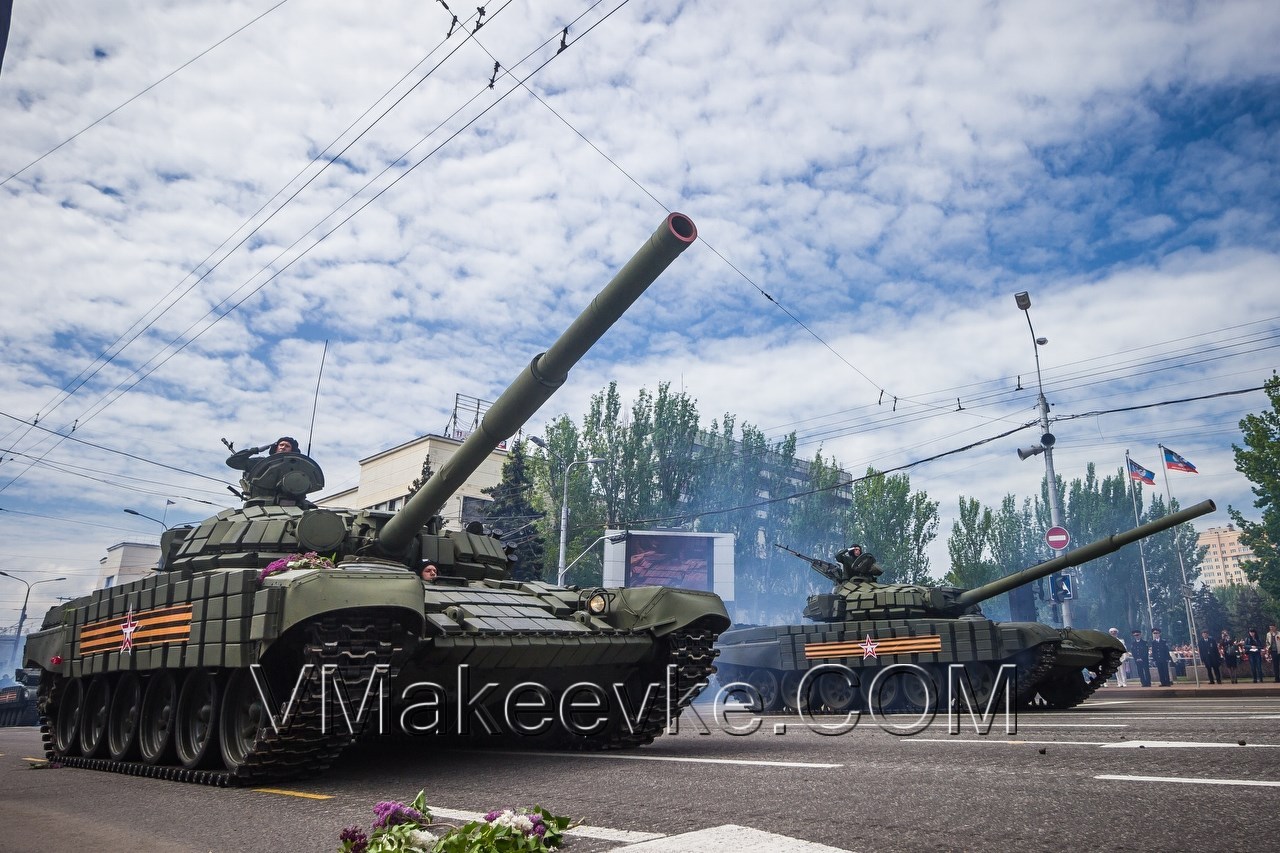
[1046,526,1070,550]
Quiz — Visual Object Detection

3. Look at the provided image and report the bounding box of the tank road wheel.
[175,669,222,769]
[219,668,268,772]
[746,668,782,712]
[899,665,937,713]
[957,662,998,709]
[139,670,181,765]
[816,668,860,712]
[77,677,112,758]
[53,677,85,756]
[780,671,806,712]
[864,668,902,715]
[108,673,144,761]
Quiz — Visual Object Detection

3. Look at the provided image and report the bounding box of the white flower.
[492,810,536,834]
[406,828,436,851]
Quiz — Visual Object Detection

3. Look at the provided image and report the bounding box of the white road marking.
[1100,740,1280,749]
[900,737,1278,749]
[428,806,663,843]
[609,823,854,852]
[1095,774,1280,788]
[549,752,843,769]
[1012,723,1128,728]
[900,738,1107,747]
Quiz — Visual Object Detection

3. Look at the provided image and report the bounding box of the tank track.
[41,615,408,787]
[1013,642,1062,705]
[1026,646,1124,710]
[573,627,720,750]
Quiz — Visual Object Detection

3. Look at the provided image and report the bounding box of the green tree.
[945,496,996,589]
[481,439,545,581]
[945,496,1008,621]
[1230,372,1280,601]
[1192,585,1232,638]
[850,468,938,584]
[988,495,1043,622]
[406,453,433,497]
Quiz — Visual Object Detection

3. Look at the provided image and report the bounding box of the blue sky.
[1,0,1278,620]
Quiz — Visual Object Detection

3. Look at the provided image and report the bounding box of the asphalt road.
[2,693,1278,852]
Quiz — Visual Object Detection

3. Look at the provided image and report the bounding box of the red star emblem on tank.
[859,634,879,659]
[120,608,140,654]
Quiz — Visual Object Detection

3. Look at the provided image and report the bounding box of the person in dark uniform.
[1130,629,1152,687]
[1198,629,1222,684]
[1245,627,1265,682]
[1221,630,1240,684]
[226,436,300,470]
[1151,628,1173,686]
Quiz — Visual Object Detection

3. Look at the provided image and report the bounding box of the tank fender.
[20,624,71,674]
[714,637,785,670]
[261,567,426,643]
[600,586,730,637]
[1058,627,1125,653]
[995,621,1063,649]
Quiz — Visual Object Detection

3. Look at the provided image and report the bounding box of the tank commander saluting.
[226,436,301,470]
[835,543,882,582]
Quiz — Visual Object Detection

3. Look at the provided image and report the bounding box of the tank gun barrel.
[377,213,699,555]
[952,498,1215,610]
[774,542,844,584]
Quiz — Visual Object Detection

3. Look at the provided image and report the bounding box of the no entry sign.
[1046,526,1070,550]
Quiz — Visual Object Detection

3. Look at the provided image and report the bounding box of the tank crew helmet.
[270,436,299,455]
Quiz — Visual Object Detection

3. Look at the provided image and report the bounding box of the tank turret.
[22,214,730,787]
[718,499,1214,715]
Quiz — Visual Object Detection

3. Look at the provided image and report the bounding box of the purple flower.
[338,825,368,853]
[372,801,423,830]
[484,810,503,822]
[258,558,290,583]
[534,823,547,837]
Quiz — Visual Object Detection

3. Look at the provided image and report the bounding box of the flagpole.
[1126,451,1156,631]
[1158,444,1201,687]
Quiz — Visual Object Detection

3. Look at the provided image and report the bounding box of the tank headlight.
[587,591,609,615]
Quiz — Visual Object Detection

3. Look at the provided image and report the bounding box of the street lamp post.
[1013,291,1072,628]
[560,533,629,585]
[123,508,167,530]
[528,437,605,587]
[0,571,68,672]
[557,458,606,586]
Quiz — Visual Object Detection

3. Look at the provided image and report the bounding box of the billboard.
[602,530,735,601]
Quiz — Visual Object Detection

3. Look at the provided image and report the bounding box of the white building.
[317,433,505,527]
[95,541,161,589]
[1197,524,1255,588]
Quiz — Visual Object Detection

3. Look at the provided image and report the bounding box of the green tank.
[0,669,42,727]
[20,213,730,785]
[716,499,1215,714]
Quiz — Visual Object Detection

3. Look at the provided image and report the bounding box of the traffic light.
[1051,573,1074,602]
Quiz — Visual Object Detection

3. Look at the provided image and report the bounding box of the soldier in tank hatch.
[226,436,300,470]
[835,544,881,581]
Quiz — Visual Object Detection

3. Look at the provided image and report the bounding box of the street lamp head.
[586,457,606,465]
[124,509,141,517]
[527,436,547,449]
[1014,291,1031,311]
[1035,337,1048,346]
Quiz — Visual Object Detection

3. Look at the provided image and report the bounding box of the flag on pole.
[165,499,176,506]
[1127,457,1156,485]
[1162,447,1198,473]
